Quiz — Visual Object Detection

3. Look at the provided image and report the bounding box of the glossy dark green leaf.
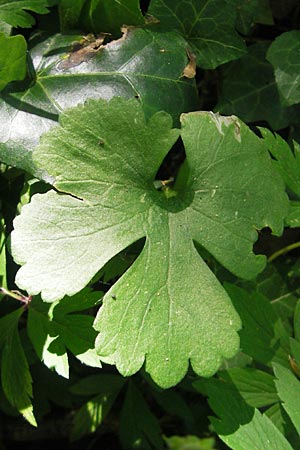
[0,29,197,177]
[148,0,246,69]
[0,0,55,28]
[225,284,291,367]
[60,0,144,35]
[217,43,300,130]
[119,381,164,450]
[235,0,273,35]
[0,33,27,91]
[267,31,300,106]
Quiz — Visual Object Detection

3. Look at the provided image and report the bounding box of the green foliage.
[1,0,300,448]
[0,33,27,91]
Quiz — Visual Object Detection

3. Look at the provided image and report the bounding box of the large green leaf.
[0,33,27,92]
[267,31,300,107]
[195,375,294,450]
[11,98,288,387]
[235,0,273,35]
[0,0,55,28]
[0,29,197,177]
[148,0,246,69]
[27,290,102,378]
[216,43,300,130]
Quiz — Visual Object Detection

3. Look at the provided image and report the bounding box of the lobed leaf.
[0,0,55,28]
[11,98,288,387]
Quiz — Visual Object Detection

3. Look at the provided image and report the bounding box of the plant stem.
[268,241,300,262]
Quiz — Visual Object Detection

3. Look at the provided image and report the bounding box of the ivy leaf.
[235,0,273,35]
[217,43,300,130]
[267,31,300,107]
[27,290,102,378]
[0,33,27,92]
[11,98,288,387]
[0,308,36,426]
[0,0,55,28]
[0,29,197,177]
[148,0,246,69]
[59,0,144,35]
[273,363,300,434]
[194,375,294,450]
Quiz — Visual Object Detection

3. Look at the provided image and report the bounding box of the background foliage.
[1,1,300,449]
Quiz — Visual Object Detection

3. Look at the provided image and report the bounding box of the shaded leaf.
[235,0,273,35]
[11,98,288,387]
[70,374,124,441]
[273,363,300,434]
[225,284,291,367]
[267,31,300,106]
[0,308,36,426]
[119,381,164,450]
[195,368,278,409]
[217,43,300,130]
[0,28,197,177]
[0,0,55,28]
[148,0,246,69]
[27,290,102,377]
[0,33,27,92]
[195,375,294,450]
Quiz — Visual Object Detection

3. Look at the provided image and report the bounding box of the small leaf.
[0,0,55,28]
[119,381,164,450]
[0,308,36,426]
[267,31,300,106]
[0,33,27,91]
[217,42,300,130]
[225,284,291,367]
[28,290,102,377]
[11,99,288,387]
[273,363,300,434]
[148,0,246,69]
[70,374,124,441]
[195,375,294,450]
[195,368,278,409]
[235,0,273,35]
[259,128,300,197]
[164,435,217,450]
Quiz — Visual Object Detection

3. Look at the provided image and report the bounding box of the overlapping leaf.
[217,43,300,130]
[0,29,197,177]
[0,0,55,28]
[267,31,300,106]
[60,0,145,35]
[0,33,27,91]
[148,0,246,69]
[11,97,288,387]
[27,290,102,378]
